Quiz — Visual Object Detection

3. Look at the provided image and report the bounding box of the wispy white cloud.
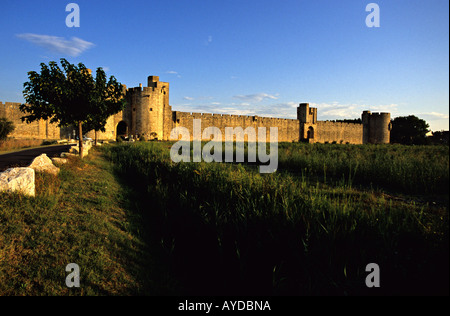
[420,112,449,119]
[257,102,298,118]
[318,105,359,119]
[369,104,399,113]
[233,93,279,103]
[310,102,400,120]
[16,33,94,57]
[183,96,194,101]
[166,70,181,78]
[198,96,214,101]
[418,112,450,131]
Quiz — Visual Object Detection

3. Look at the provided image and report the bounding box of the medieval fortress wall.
[1,75,391,144]
[0,101,60,139]
[172,111,300,142]
[314,121,363,144]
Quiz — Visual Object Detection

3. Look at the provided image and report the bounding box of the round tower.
[145,76,168,140]
[373,112,391,144]
[362,111,371,144]
[126,76,169,140]
[362,111,391,144]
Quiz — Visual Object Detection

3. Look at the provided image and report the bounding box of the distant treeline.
[428,130,449,145]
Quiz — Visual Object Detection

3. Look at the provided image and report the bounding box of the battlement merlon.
[147,75,168,87]
[148,76,159,84]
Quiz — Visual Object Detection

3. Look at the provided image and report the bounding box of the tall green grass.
[104,142,449,295]
[159,141,449,194]
[277,142,449,195]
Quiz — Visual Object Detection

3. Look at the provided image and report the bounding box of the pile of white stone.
[0,154,61,197]
[0,141,97,197]
[64,141,93,158]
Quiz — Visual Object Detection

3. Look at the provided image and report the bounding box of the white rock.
[0,167,35,197]
[69,146,80,154]
[28,154,60,175]
[81,147,89,158]
[51,157,68,165]
[70,143,90,155]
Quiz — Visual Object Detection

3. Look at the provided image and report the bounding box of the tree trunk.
[78,121,83,158]
[94,130,98,146]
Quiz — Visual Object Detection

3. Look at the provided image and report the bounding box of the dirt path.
[0,145,74,171]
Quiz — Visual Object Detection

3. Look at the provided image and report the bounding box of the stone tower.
[125,76,171,140]
[297,103,317,142]
[362,111,392,144]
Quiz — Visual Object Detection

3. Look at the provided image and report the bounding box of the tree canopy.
[428,130,449,145]
[20,58,125,155]
[390,115,430,145]
[83,68,126,143]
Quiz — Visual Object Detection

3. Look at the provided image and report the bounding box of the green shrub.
[0,117,15,142]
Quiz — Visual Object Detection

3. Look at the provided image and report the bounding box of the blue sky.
[0,0,448,131]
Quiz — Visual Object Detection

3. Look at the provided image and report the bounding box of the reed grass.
[104,142,449,295]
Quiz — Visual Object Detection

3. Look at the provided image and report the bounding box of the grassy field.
[104,141,449,295]
[0,141,448,295]
[0,150,176,295]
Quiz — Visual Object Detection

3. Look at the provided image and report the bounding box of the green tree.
[429,130,449,145]
[83,68,126,145]
[390,115,430,145]
[20,59,125,156]
[0,117,15,142]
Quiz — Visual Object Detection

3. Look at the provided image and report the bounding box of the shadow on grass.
[96,152,182,295]
[100,144,449,296]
